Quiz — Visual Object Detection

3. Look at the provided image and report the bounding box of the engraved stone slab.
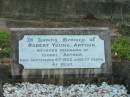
[19,35,105,69]
[10,28,112,79]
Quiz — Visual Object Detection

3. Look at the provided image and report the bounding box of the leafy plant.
[0,31,11,57]
[112,36,130,61]
[118,23,130,36]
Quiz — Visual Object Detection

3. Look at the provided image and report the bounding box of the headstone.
[10,28,112,83]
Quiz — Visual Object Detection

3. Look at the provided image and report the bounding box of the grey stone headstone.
[10,28,112,82]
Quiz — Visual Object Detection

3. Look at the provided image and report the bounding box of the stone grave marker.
[10,28,112,83]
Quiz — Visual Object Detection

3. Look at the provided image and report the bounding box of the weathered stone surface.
[0,0,130,20]
[113,61,130,92]
[0,80,2,97]
[10,28,112,82]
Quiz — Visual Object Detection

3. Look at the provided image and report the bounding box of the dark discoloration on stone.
[0,0,130,20]
[0,80,2,97]
[113,61,130,93]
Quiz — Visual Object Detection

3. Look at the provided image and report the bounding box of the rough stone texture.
[0,64,11,97]
[0,80,2,97]
[3,82,128,97]
[0,0,130,20]
[113,61,130,93]
[10,28,112,83]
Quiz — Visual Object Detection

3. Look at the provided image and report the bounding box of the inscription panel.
[19,35,105,69]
